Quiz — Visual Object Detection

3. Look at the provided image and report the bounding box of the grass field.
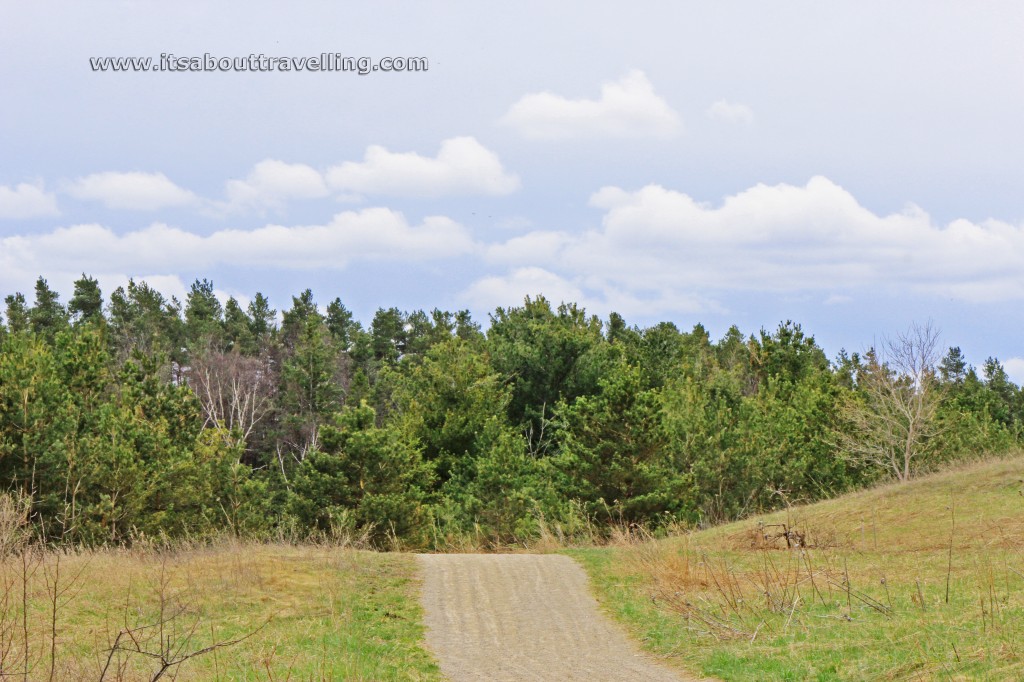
[570,454,1024,681]
[0,541,441,681]
[3,456,1022,681]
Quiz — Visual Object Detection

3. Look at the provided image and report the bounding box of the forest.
[0,275,1020,549]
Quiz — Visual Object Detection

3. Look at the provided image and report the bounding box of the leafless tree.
[185,349,276,457]
[835,321,944,482]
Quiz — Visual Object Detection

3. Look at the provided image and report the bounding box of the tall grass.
[572,454,1024,680]
[0,496,440,681]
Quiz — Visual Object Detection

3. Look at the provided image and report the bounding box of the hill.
[571,454,1024,681]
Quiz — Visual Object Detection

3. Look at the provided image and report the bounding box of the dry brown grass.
[0,535,440,681]
[574,453,1024,680]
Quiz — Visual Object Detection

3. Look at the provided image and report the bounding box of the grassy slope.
[3,542,441,681]
[570,454,1024,681]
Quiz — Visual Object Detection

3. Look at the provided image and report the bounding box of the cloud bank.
[468,176,1024,313]
[52,137,519,219]
[0,208,473,297]
[6,175,1024,324]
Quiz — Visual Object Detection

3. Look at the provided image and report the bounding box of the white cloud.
[0,209,473,296]
[1004,358,1024,386]
[0,182,60,219]
[582,177,1024,298]
[462,267,587,311]
[706,99,754,125]
[39,140,518,217]
[67,171,198,210]
[464,176,1024,318]
[484,230,575,267]
[499,70,681,140]
[462,266,715,318]
[221,159,329,213]
[326,137,520,198]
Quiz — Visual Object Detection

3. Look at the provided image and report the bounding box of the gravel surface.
[418,553,696,681]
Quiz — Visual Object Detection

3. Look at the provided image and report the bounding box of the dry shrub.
[633,538,757,641]
[726,518,845,552]
[629,531,878,641]
[630,533,706,594]
[0,493,31,557]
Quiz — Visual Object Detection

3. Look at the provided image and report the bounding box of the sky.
[1,1,1023,380]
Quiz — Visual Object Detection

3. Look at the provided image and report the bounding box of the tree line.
[1,275,1020,548]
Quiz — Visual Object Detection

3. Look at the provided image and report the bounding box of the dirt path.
[418,553,696,681]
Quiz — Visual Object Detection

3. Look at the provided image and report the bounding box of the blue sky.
[2,1,1023,379]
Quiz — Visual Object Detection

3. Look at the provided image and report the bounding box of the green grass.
[0,541,441,681]
[570,454,1024,681]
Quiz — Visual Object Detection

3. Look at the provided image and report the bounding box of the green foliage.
[0,323,264,544]
[246,292,276,349]
[222,296,255,354]
[487,296,607,455]
[1,274,1020,548]
[750,321,829,387]
[68,274,104,326]
[735,372,851,505]
[3,292,30,334]
[554,360,695,525]
[937,365,1018,459]
[279,311,344,463]
[184,278,225,351]
[391,338,509,483]
[30,277,68,342]
[291,403,432,547]
[0,330,67,497]
[660,371,744,523]
[437,418,552,543]
[70,357,216,541]
[107,279,185,365]
[369,307,406,365]
[325,297,358,351]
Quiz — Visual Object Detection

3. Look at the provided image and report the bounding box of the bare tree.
[835,321,944,481]
[186,349,276,457]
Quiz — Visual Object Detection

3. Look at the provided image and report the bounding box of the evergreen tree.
[325,297,358,351]
[939,346,968,385]
[68,274,104,326]
[223,297,256,354]
[184,278,224,351]
[281,289,321,347]
[370,307,406,364]
[555,360,694,524]
[454,309,484,344]
[107,279,185,365]
[279,314,344,463]
[247,292,277,349]
[487,297,606,455]
[3,293,29,335]
[291,402,432,546]
[30,277,68,341]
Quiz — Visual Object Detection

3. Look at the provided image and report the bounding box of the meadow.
[572,454,1024,681]
[0,528,440,681]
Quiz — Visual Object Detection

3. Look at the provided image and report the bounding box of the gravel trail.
[418,553,697,681]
